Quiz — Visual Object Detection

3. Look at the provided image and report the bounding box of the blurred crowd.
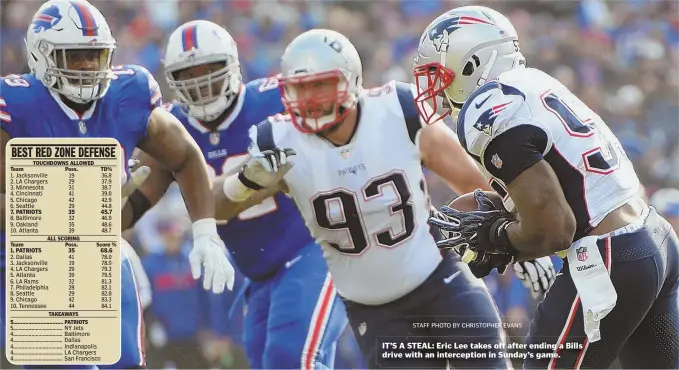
[1,0,677,368]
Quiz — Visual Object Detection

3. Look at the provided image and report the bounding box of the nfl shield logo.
[576,247,588,262]
[340,148,351,159]
[491,153,503,169]
[209,132,220,145]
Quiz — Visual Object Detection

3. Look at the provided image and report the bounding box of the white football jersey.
[458,67,640,240]
[248,81,443,305]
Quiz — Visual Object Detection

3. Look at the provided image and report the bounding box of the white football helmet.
[278,29,363,133]
[25,0,116,104]
[413,6,525,124]
[163,20,242,122]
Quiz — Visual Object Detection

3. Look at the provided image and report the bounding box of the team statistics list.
[5,138,122,366]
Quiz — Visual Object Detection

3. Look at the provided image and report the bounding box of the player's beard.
[310,103,343,136]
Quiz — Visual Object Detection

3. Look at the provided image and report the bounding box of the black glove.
[429,190,519,263]
[468,253,513,278]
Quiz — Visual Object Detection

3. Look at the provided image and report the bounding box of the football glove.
[429,190,518,260]
[189,219,235,293]
[121,159,151,207]
[431,200,512,278]
[239,145,296,190]
[513,257,556,298]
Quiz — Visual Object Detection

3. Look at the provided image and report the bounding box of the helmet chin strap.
[477,49,498,88]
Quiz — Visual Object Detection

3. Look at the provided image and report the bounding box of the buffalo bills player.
[419,5,679,369]
[125,20,348,369]
[0,1,234,369]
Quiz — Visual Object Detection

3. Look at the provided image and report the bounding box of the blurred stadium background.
[1,0,678,368]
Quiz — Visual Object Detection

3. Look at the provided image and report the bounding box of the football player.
[0,1,234,368]
[212,29,512,369]
[414,16,556,298]
[418,6,679,369]
[124,20,348,369]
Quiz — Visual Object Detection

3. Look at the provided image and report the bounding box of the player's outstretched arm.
[138,108,214,222]
[419,120,492,194]
[504,160,576,260]
[121,149,175,230]
[139,107,235,293]
[217,121,296,216]
[212,178,287,221]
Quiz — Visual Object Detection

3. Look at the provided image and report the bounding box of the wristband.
[222,173,256,202]
[238,169,265,190]
[489,218,519,259]
[192,218,218,238]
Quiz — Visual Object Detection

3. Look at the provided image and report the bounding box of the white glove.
[513,256,556,299]
[188,219,235,293]
[121,159,151,207]
[240,143,296,189]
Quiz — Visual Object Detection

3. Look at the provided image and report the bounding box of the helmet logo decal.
[31,5,63,33]
[428,16,491,52]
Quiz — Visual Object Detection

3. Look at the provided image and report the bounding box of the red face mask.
[413,62,456,125]
[279,70,351,133]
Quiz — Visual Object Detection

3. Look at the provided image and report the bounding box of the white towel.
[567,235,616,343]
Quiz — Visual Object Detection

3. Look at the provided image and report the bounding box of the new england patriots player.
[414,11,556,299]
[418,6,679,369]
[0,1,234,369]
[124,20,348,369]
[213,29,512,369]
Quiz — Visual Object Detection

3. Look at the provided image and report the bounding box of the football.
[444,190,505,263]
[447,190,505,211]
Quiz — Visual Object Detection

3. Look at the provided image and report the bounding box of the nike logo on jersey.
[443,271,461,284]
[475,95,491,109]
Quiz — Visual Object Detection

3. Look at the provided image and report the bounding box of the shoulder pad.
[247,76,280,94]
[111,65,163,109]
[456,81,526,158]
[163,101,190,123]
[365,81,425,146]
[0,74,41,134]
[393,81,426,145]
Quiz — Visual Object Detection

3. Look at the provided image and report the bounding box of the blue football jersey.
[0,65,162,267]
[167,77,314,280]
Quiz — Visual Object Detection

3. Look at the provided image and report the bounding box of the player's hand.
[121,159,151,207]
[240,145,296,190]
[513,257,556,298]
[451,245,513,278]
[189,219,235,293]
[429,190,517,258]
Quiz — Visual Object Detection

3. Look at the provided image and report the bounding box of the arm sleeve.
[482,124,550,184]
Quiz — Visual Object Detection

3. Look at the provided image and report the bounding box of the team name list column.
[5,137,122,366]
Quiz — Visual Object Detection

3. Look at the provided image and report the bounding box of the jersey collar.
[186,84,247,133]
[48,89,97,121]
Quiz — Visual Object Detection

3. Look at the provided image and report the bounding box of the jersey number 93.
[311,171,415,255]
